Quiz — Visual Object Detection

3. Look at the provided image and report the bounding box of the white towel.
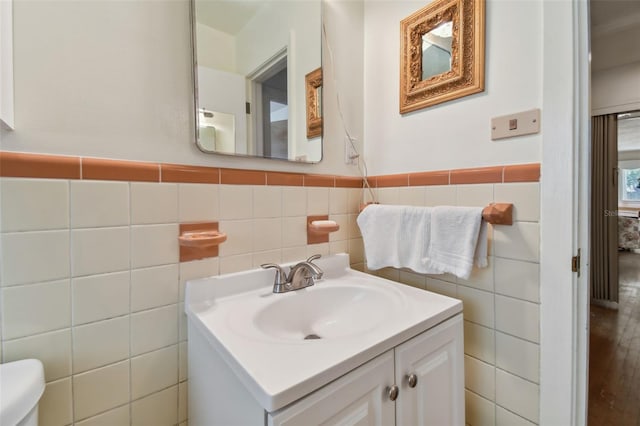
[424,206,488,280]
[356,204,440,274]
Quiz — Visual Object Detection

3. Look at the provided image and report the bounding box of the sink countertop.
[185,253,462,412]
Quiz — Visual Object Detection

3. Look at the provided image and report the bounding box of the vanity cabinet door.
[268,350,395,426]
[394,314,464,426]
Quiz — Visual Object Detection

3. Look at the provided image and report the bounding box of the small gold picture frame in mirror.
[400,0,485,114]
[305,68,323,138]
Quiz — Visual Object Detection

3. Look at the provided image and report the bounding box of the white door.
[394,315,464,426]
[268,351,396,426]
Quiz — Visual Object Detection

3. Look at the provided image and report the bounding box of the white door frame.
[539,0,590,424]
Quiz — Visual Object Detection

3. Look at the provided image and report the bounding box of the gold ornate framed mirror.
[400,0,485,114]
[305,68,323,139]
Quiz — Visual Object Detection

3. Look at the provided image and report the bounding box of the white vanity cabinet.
[269,314,464,426]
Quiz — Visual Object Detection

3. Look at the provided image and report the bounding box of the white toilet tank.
[0,359,45,426]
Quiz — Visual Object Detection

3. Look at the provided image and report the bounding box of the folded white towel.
[424,206,487,280]
[356,204,440,274]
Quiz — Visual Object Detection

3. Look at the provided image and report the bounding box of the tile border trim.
[0,151,540,187]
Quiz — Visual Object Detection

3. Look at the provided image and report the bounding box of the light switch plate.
[491,108,540,140]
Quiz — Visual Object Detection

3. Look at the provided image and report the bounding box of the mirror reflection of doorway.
[260,68,288,160]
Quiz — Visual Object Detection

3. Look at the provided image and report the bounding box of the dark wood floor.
[589,251,640,426]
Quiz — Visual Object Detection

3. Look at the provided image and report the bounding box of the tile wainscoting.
[0,151,540,426]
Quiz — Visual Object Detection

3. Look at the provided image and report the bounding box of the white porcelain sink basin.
[252,284,398,341]
[185,253,462,411]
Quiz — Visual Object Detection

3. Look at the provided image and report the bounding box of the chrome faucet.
[261,254,324,293]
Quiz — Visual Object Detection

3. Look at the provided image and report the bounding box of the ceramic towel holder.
[358,202,514,225]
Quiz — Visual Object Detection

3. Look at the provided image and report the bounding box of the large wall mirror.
[191,0,323,163]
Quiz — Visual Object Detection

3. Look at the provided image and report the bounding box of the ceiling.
[195,0,264,36]
[590,0,640,71]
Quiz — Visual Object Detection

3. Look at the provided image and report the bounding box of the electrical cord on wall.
[322,19,377,205]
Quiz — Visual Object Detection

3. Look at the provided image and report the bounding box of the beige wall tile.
[75,405,130,426]
[494,222,540,263]
[179,257,218,301]
[178,302,187,342]
[3,329,71,382]
[307,187,329,215]
[347,214,362,239]
[496,406,536,426]
[219,220,253,256]
[253,186,282,218]
[465,390,496,426]
[282,246,307,263]
[494,258,540,303]
[307,243,329,258]
[495,295,539,343]
[329,188,349,214]
[1,231,70,286]
[329,240,348,255]
[282,187,307,217]
[219,185,252,220]
[464,355,495,400]
[73,316,129,373]
[2,280,70,339]
[131,182,178,224]
[424,185,456,207]
[464,321,495,364]
[397,187,425,206]
[457,286,494,328]
[425,278,457,299]
[131,345,178,399]
[73,360,130,421]
[72,272,129,325]
[219,254,253,274]
[131,305,178,356]
[179,341,188,382]
[348,238,364,264]
[131,264,179,312]
[376,267,400,281]
[347,188,364,213]
[495,369,539,423]
[70,181,129,228]
[1,178,69,232]
[71,227,129,277]
[179,381,188,422]
[458,256,495,292]
[398,270,426,289]
[282,217,306,248]
[178,183,218,222]
[130,224,179,268]
[456,184,494,208]
[252,250,282,268]
[494,183,540,222]
[131,385,178,426]
[39,378,72,426]
[496,332,539,383]
[328,214,349,241]
[377,188,400,205]
[253,218,282,252]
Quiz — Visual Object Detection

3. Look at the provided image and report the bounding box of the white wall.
[196,23,236,73]
[592,61,640,116]
[0,0,363,177]
[363,0,542,175]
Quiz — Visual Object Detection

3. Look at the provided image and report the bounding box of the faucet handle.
[261,263,287,284]
[307,254,322,263]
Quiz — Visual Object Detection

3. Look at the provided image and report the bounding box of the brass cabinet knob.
[387,385,399,401]
[407,374,418,388]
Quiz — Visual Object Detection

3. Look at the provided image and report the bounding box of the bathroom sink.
[185,253,463,411]
[252,284,399,341]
